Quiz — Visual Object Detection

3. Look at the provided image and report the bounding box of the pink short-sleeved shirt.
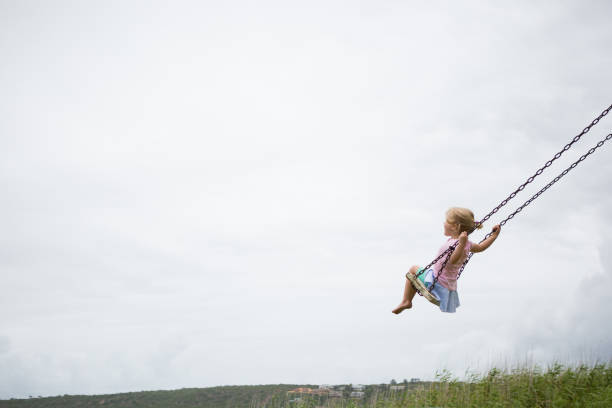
[432,238,473,291]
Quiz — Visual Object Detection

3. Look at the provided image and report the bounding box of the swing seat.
[406,271,440,306]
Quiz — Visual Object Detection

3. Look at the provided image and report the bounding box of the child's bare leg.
[392,265,420,314]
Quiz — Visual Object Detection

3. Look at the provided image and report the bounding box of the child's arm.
[470,225,501,253]
[449,231,469,264]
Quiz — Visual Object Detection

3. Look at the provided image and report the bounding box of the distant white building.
[353,384,365,391]
[350,391,365,398]
[318,384,333,390]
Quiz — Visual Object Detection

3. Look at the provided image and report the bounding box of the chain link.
[411,104,611,297]
[456,132,612,279]
[477,104,611,227]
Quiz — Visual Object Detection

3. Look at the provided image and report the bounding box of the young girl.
[392,207,501,314]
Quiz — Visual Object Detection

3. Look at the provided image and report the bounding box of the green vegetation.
[344,363,612,408]
[0,384,310,408]
[2,363,611,408]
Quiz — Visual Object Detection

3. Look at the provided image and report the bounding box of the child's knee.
[408,265,420,275]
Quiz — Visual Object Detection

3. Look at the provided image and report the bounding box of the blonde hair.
[446,207,482,234]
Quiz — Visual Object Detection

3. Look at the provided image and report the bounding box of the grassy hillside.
[2,363,611,408]
[0,384,311,408]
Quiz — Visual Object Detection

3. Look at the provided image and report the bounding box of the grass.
[1,363,610,408]
[330,362,612,408]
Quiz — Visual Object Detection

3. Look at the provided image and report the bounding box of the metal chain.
[415,243,456,277]
[426,249,453,292]
[456,132,612,279]
[411,103,611,297]
[477,103,611,228]
[416,104,611,280]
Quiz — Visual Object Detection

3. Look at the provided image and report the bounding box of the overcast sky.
[1,0,612,400]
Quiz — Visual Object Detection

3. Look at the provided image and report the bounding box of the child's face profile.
[443,218,459,237]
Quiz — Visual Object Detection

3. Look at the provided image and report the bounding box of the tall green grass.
[401,363,612,408]
[312,363,612,408]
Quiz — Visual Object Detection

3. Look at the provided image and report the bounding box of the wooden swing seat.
[406,271,440,306]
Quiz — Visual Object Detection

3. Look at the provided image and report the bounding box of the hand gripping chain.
[456,131,612,280]
[410,104,612,297]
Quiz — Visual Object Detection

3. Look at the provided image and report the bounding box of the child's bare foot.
[392,301,412,314]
